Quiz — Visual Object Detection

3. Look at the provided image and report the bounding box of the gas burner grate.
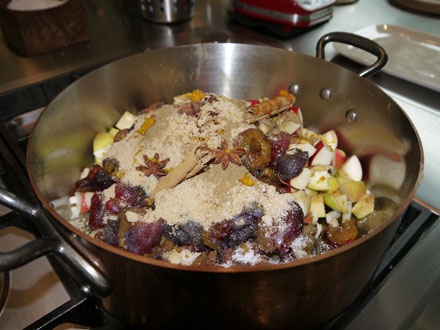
[323,201,438,329]
[24,296,126,330]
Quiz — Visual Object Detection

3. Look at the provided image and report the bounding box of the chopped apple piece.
[276,111,301,134]
[290,167,312,190]
[321,130,338,150]
[352,194,375,219]
[342,201,353,223]
[93,132,114,164]
[288,142,316,158]
[341,181,367,202]
[310,194,326,218]
[307,169,329,191]
[310,140,334,166]
[291,190,311,216]
[326,210,341,228]
[341,155,363,182]
[327,176,340,193]
[109,127,120,137]
[258,119,274,135]
[323,193,349,213]
[115,111,136,130]
[299,127,319,143]
[305,187,318,196]
[333,148,346,169]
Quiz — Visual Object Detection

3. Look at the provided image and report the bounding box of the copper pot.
[0,33,423,329]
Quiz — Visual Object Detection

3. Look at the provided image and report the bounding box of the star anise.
[136,153,170,179]
[212,139,245,170]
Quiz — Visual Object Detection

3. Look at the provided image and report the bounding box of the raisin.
[114,128,131,142]
[193,251,217,267]
[224,213,258,248]
[255,167,289,193]
[326,219,359,246]
[102,157,120,174]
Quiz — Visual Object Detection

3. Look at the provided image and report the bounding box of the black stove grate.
[322,201,438,329]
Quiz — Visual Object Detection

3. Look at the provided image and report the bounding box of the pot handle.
[0,187,111,297]
[316,32,388,78]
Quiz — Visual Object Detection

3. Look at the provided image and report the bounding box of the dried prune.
[269,132,291,166]
[237,128,271,171]
[275,149,308,182]
[225,213,258,248]
[205,209,260,250]
[125,220,165,255]
[74,165,103,192]
[164,221,204,251]
[100,219,120,247]
[255,167,290,193]
[89,168,116,191]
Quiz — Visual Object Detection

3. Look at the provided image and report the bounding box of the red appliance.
[233,0,336,36]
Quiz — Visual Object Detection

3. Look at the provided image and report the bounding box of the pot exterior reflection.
[54,216,399,329]
[27,43,422,328]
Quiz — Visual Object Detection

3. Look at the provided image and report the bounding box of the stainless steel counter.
[0,0,438,95]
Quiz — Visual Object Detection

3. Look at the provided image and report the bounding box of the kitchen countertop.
[0,0,438,98]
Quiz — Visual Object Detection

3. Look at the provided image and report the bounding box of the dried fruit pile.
[57,90,376,267]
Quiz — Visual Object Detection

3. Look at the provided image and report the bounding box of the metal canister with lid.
[139,0,194,23]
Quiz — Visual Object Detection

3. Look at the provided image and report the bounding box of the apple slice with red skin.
[310,140,334,166]
[333,148,346,169]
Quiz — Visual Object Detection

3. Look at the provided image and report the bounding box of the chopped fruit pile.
[55,90,378,267]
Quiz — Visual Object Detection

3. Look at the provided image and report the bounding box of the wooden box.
[0,0,89,56]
